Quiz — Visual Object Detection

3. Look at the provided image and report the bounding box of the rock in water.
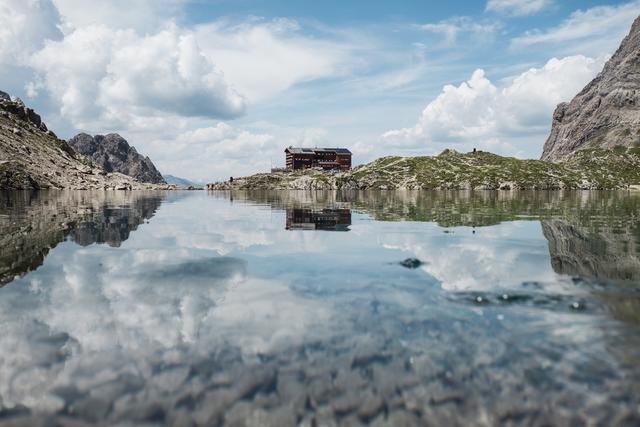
[399,258,423,269]
[541,16,640,161]
[68,133,166,184]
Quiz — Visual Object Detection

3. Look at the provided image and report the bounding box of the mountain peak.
[541,15,640,161]
[68,133,166,184]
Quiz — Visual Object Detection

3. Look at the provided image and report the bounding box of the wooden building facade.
[285,147,352,171]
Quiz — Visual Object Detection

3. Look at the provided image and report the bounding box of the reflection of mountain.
[286,208,351,231]
[0,191,165,286]
[542,219,640,284]
[69,198,164,247]
[542,219,640,326]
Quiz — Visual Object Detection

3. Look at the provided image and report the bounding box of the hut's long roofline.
[285,147,352,154]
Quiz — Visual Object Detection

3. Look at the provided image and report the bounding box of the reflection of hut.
[286,208,352,231]
[285,147,352,171]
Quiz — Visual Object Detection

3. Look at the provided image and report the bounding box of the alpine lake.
[1,190,639,426]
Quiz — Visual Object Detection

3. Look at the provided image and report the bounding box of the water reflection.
[286,208,352,231]
[0,191,165,286]
[0,190,639,426]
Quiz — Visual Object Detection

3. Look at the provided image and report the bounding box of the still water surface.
[0,190,639,426]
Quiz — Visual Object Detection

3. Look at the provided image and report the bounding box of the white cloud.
[511,1,640,53]
[194,19,355,103]
[486,0,553,16]
[149,122,277,181]
[419,17,500,45]
[0,0,62,65]
[51,0,186,33]
[29,24,246,128]
[384,69,499,145]
[144,121,347,181]
[382,55,606,156]
[381,222,557,291]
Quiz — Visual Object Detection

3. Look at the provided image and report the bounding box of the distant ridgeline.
[163,174,203,189]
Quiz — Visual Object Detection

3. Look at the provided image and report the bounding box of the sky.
[1,0,639,181]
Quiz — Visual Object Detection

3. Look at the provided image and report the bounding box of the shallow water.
[0,190,639,426]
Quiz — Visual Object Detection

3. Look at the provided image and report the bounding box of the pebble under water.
[0,190,639,426]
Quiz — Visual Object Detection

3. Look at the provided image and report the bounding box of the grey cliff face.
[68,133,166,184]
[541,15,640,161]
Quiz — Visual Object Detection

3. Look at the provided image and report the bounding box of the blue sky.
[1,0,638,180]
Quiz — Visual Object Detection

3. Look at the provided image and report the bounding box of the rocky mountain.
[69,133,166,184]
[207,148,640,191]
[541,16,640,161]
[0,92,170,190]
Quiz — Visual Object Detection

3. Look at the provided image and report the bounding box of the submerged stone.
[399,258,423,269]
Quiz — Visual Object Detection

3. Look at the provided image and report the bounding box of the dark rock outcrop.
[542,16,640,161]
[68,133,166,184]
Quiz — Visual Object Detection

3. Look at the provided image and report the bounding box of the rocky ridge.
[69,133,166,184]
[542,16,640,161]
[207,148,640,191]
[0,92,173,190]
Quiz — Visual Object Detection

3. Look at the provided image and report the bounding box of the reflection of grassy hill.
[221,189,640,229]
[208,148,640,190]
[226,189,640,327]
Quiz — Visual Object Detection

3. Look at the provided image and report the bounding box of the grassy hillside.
[207,148,640,191]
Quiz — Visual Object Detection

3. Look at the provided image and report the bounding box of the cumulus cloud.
[144,121,348,181]
[29,25,246,128]
[511,1,640,53]
[194,19,354,103]
[382,55,606,155]
[148,122,277,181]
[486,0,553,16]
[0,0,62,65]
